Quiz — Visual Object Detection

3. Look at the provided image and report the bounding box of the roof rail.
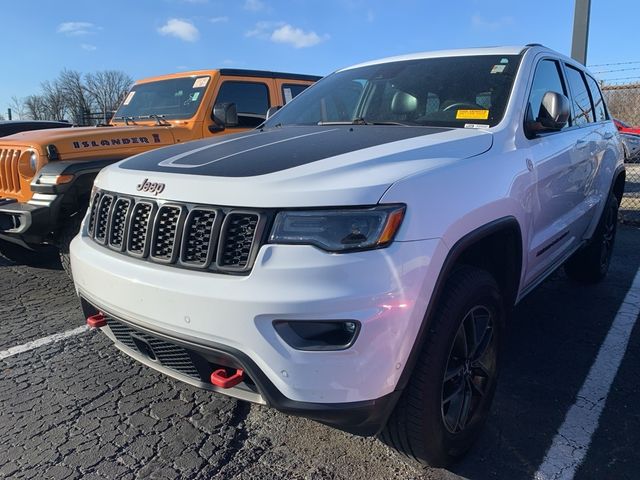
[218,69,322,82]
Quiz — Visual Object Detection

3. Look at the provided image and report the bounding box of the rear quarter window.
[565,65,595,126]
[585,75,608,122]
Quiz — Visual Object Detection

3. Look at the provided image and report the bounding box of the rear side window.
[282,84,309,104]
[215,81,270,128]
[565,65,594,126]
[585,75,608,122]
[527,59,568,128]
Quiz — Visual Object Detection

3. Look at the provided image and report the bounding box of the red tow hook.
[87,313,107,328]
[210,368,245,389]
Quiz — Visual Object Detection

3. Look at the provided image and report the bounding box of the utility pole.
[571,0,591,65]
[7,108,11,120]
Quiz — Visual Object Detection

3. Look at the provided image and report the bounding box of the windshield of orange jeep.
[265,55,521,128]
[113,76,210,122]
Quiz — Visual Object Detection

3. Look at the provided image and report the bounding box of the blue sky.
[0,0,634,117]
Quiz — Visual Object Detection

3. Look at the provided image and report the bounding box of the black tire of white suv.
[564,192,619,284]
[380,266,504,467]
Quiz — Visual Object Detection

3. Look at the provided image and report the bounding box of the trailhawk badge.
[136,178,165,196]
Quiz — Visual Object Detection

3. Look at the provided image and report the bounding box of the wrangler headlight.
[269,205,405,252]
[29,152,38,171]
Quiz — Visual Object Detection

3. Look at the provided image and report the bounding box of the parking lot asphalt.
[1,225,639,480]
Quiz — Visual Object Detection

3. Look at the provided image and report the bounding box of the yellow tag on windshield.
[456,109,489,120]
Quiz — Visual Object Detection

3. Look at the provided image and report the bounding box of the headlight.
[269,205,405,252]
[18,151,39,177]
[29,152,38,171]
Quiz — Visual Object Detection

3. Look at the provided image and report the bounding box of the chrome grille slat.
[150,205,184,263]
[127,202,155,257]
[217,212,260,271]
[181,208,219,267]
[108,198,133,251]
[90,190,264,274]
[94,195,114,244]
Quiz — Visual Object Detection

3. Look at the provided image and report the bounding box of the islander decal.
[73,134,162,149]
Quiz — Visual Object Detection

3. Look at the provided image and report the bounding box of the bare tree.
[59,69,93,125]
[40,79,68,121]
[24,95,48,120]
[0,113,5,121]
[85,70,133,123]
[8,96,27,120]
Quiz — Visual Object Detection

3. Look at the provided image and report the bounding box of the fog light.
[273,320,360,351]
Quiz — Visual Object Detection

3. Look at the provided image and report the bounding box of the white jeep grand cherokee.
[71,45,625,466]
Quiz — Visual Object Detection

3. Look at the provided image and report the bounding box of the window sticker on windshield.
[456,109,489,120]
[123,91,136,105]
[283,87,294,104]
[500,57,509,64]
[193,77,209,89]
[464,123,490,129]
[191,92,200,102]
[490,64,506,74]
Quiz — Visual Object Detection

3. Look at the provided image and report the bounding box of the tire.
[0,239,59,268]
[58,215,83,278]
[379,266,504,468]
[564,192,618,284]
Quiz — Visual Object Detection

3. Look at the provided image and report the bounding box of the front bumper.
[71,234,444,431]
[0,195,61,246]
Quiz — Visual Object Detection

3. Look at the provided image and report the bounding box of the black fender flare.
[393,216,523,395]
[30,158,125,196]
[28,158,125,235]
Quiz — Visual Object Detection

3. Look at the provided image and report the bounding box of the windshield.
[113,76,210,121]
[265,55,521,128]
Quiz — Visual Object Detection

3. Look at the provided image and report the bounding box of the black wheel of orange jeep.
[379,266,504,468]
[564,192,618,284]
[58,215,83,278]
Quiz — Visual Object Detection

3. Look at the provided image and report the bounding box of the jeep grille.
[0,148,22,194]
[88,190,266,274]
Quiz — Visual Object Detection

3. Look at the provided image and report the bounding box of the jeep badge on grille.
[136,178,165,196]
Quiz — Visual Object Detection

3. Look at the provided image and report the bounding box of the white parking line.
[534,268,640,480]
[0,326,88,360]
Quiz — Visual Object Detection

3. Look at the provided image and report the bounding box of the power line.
[593,67,640,74]
[589,60,640,67]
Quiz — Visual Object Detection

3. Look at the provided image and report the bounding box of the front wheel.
[564,192,618,284]
[58,215,83,278]
[379,266,504,467]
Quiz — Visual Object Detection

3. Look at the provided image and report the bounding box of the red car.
[613,119,640,161]
[614,118,640,135]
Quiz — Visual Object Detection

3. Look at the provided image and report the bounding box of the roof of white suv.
[340,45,541,71]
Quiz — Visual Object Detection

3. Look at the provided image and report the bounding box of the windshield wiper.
[113,116,136,125]
[134,114,171,126]
[317,117,409,126]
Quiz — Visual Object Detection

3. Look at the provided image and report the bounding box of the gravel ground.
[1,226,639,479]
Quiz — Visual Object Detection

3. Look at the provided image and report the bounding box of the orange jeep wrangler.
[0,69,319,273]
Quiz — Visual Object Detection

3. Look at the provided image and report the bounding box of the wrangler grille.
[88,191,264,274]
[0,148,22,194]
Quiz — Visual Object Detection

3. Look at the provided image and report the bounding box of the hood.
[98,125,493,207]
[1,125,178,158]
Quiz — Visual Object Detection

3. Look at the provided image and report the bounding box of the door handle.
[575,139,588,149]
[604,132,614,140]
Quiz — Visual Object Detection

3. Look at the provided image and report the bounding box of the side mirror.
[210,102,238,132]
[266,106,281,120]
[525,91,570,137]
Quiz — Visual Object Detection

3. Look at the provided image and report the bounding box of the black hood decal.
[119,125,451,177]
